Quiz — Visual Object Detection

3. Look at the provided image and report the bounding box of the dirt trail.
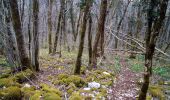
[112,57,141,100]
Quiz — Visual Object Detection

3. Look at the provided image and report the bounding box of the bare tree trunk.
[88,14,92,66]
[32,0,39,71]
[48,0,53,54]
[73,10,82,49]
[91,0,108,68]
[28,0,32,58]
[139,0,168,99]
[2,0,18,69]
[114,1,130,49]
[10,0,31,70]
[69,0,76,44]
[74,1,92,75]
[53,0,64,54]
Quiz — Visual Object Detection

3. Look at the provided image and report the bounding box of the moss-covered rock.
[57,74,69,80]
[148,85,165,100]
[56,74,86,87]
[44,93,61,100]
[67,83,77,94]
[96,93,105,100]
[15,69,34,83]
[67,75,86,87]
[146,95,152,100]
[52,80,60,85]
[69,92,84,100]
[21,86,36,99]
[30,90,42,100]
[80,66,86,74]
[0,73,11,79]
[0,77,20,88]
[2,86,22,100]
[40,83,62,96]
[101,80,113,86]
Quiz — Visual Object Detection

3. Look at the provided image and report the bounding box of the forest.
[0,0,170,100]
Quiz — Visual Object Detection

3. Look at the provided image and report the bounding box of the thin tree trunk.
[74,1,92,75]
[48,0,53,54]
[28,0,32,58]
[73,10,82,49]
[114,1,130,49]
[32,0,39,71]
[69,0,76,43]
[139,0,168,99]
[53,0,64,54]
[10,0,31,70]
[91,0,108,68]
[88,14,92,66]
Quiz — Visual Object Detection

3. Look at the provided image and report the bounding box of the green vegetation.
[54,74,86,87]
[69,92,83,100]
[44,92,61,100]
[15,69,34,83]
[1,86,22,100]
[148,85,165,100]
[40,83,62,96]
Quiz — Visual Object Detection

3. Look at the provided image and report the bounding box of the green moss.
[57,74,86,87]
[94,70,103,75]
[69,92,83,100]
[47,76,53,80]
[44,93,61,100]
[146,96,152,100]
[30,91,42,100]
[148,85,165,100]
[96,93,105,100]
[80,66,86,74]
[86,75,96,82]
[67,83,77,94]
[3,86,22,100]
[99,88,107,96]
[57,74,69,80]
[22,86,36,99]
[84,96,93,100]
[40,83,62,96]
[15,69,34,83]
[0,77,20,88]
[52,80,60,85]
[158,80,164,85]
[101,80,113,86]
[67,75,86,87]
[0,73,11,78]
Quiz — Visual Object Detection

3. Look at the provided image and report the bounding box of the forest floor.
[0,49,170,100]
[112,56,142,100]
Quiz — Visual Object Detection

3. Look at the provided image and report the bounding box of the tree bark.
[74,1,92,75]
[114,1,130,49]
[88,14,92,66]
[32,0,40,71]
[10,0,31,69]
[48,0,53,54]
[139,0,168,99]
[53,0,64,54]
[91,0,107,68]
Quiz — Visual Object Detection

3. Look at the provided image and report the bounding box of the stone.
[83,87,91,91]
[88,82,100,89]
[24,83,31,88]
[103,72,111,76]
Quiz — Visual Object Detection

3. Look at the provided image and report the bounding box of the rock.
[83,87,91,91]
[24,83,31,88]
[165,90,170,95]
[103,72,111,76]
[88,82,100,89]
[164,81,170,85]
